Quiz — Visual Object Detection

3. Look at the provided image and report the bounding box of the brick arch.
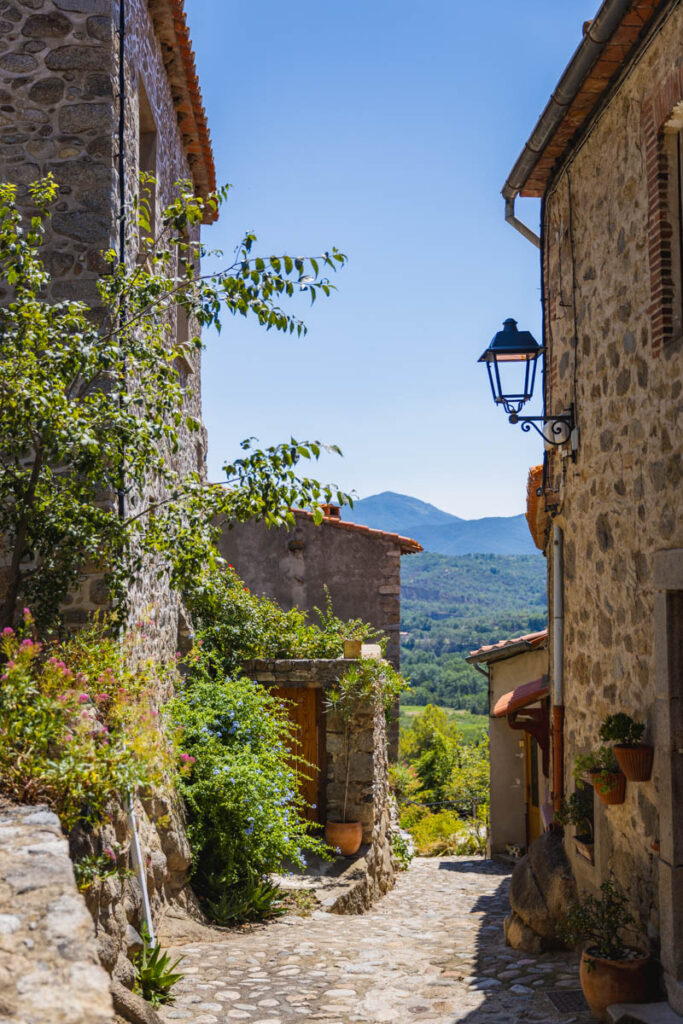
[642,65,683,358]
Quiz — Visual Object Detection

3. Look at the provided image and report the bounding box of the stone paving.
[158,857,598,1024]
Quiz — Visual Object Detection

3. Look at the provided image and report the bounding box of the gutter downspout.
[552,523,564,812]
[116,0,156,947]
[502,0,634,247]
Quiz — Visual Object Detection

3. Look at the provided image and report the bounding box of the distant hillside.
[400,552,547,714]
[345,491,538,556]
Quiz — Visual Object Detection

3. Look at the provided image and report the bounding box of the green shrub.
[0,615,174,832]
[170,668,328,922]
[561,879,640,960]
[403,808,487,857]
[186,567,381,675]
[599,713,645,748]
[391,831,414,870]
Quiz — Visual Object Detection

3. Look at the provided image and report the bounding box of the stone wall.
[69,789,193,991]
[218,512,413,671]
[0,0,206,660]
[244,656,397,906]
[0,0,209,987]
[0,800,114,1024]
[541,2,683,956]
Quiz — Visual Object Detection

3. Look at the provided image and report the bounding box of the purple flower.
[78,693,89,703]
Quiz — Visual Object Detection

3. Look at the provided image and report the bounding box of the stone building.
[0,0,217,999]
[218,505,422,757]
[243,652,397,909]
[501,0,683,1010]
[467,630,548,858]
[0,0,215,656]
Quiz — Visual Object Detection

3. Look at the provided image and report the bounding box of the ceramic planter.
[593,771,626,805]
[614,744,653,782]
[325,820,363,856]
[343,639,362,659]
[579,949,652,1021]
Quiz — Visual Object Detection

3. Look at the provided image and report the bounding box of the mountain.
[344,492,538,556]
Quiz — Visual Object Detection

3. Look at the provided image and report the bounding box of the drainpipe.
[552,523,564,812]
[502,0,634,247]
[116,0,155,947]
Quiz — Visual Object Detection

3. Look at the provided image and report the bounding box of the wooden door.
[271,687,324,823]
[524,732,542,847]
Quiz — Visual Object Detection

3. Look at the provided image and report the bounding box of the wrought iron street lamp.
[478,318,575,446]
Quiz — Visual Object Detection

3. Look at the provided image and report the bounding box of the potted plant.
[555,788,593,860]
[599,713,653,782]
[324,660,406,856]
[562,879,653,1021]
[573,747,625,805]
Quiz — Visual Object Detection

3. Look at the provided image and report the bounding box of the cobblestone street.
[158,857,597,1024]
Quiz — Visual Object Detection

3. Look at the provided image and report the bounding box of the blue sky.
[186,0,597,518]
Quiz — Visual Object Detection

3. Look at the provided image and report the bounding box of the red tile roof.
[148,0,217,222]
[493,677,549,718]
[467,628,548,664]
[513,1,662,198]
[293,509,423,555]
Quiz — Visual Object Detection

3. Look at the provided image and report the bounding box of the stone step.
[607,1003,683,1024]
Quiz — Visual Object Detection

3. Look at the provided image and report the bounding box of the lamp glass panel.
[490,353,534,403]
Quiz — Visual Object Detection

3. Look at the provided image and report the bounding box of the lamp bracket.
[508,405,576,447]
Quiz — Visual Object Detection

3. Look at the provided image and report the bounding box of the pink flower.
[179,753,195,764]
[78,693,89,703]
[22,608,31,618]
[103,848,116,861]
[20,638,33,648]
[2,627,14,636]
[64,733,73,742]
[95,693,109,704]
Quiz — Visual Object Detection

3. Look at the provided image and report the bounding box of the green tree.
[0,176,348,631]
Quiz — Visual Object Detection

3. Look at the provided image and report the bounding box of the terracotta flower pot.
[325,820,363,856]
[614,744,653,782]
[580,949,652,1021]
[594,771,626,805]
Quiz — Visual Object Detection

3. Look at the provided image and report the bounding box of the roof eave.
[148,0,217,223]
[502,0,663,201]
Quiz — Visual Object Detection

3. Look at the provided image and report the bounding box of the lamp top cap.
[479,318,541,359]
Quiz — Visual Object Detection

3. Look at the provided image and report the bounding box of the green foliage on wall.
[0,614,175,832]
[0,176,348,632]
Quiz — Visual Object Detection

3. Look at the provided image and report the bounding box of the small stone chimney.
[322,503,341,518]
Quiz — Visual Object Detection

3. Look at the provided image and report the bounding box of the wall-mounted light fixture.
[478,318,576,447]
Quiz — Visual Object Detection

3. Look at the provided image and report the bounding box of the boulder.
[111,980,162,1024]
[508,831,576,950]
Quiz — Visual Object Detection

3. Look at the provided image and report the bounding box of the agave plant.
[132,925,184,1007]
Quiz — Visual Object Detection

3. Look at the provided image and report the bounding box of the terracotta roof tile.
[467,628,548,663]
[293,509,422,555]
[493,677,549,718]
[148,0,217,222]
[515,0,662,198]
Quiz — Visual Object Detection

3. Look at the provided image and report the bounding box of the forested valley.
[400,552,548,714]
